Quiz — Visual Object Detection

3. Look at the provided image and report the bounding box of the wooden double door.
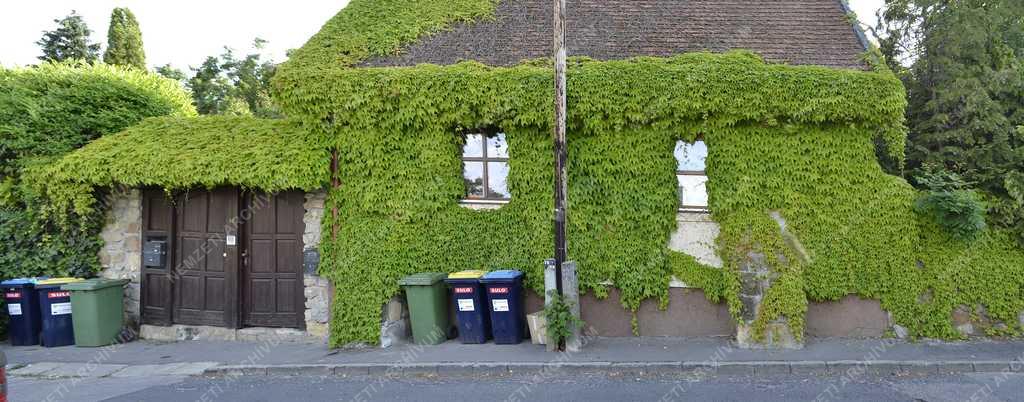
[141,188,305,329]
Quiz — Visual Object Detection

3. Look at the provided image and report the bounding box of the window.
[675,139,708,210]
[462,132,510,201]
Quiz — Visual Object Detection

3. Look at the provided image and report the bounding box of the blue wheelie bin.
[480,270,526,344]
[2,278,43,346]
[445,270,490,344]
[35,278,82,347]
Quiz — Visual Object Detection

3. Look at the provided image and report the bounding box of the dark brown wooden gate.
[140,188,304,329]
[242,192,305,329]
[140,189,174,326]
[173,188,240,327]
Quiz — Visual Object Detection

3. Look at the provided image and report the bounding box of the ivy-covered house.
[48,0,1024,347]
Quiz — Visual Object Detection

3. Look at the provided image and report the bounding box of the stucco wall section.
[668,211,722,288]
[97,189,143,328]
[669,212,722,268]
[806,295,889,338]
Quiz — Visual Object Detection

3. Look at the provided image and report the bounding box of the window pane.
[675,140,707,171]
[487,162,511,199]
[678,174,708,207]
[486,133,509,158]
[463,134,484,157]
[464,162,485,198]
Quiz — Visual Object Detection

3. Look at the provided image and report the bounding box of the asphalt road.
[12,372,1024,402]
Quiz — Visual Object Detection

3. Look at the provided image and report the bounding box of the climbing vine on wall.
[276,46,925,344]
[47,0,1024,346]
[44,116,329,218]
[266,0,1023,346]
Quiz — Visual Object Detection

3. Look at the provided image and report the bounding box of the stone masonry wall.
[302,190,331,339]
[98,189,143,328]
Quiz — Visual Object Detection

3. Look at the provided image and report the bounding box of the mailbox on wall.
[143,240,166,267]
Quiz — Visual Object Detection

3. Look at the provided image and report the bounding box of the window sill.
[459,199,510,210]
[678,207,710,213]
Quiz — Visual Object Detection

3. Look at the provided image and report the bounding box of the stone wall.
[302,190,331,340]
[98,189,143,328]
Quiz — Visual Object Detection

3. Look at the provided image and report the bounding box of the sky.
[0,0,885,71]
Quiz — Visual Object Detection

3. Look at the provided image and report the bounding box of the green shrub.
[0,62,194,281]
[913,165,988,241]
[544,290,583,346]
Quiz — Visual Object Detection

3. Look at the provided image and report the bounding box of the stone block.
[736,322,803,349]
[892,324,909,339]
[385,297,405,322]
[101,230,125,244]
[140,324,177,340]
[125,237,141,253]
[306,322,329,341]
[739,295,760,321]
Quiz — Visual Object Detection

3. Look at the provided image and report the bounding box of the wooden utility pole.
[552,0,568,299]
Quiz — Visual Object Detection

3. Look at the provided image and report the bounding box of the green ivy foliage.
[273,46,931,345]
[267,0,1021,344]
[45,1,1024,347]
[0,62,193,282]
[43,116,330,217]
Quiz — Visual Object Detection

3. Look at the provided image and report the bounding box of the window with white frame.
[462,132,510,201]
[675,139,708,210]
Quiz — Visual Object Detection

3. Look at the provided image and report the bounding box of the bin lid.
[1,277,40,286]
[447,270,487,279]
[36,277,84,286]
[482,270,523,281]
[62,278,129,291]
[398,273,447,286]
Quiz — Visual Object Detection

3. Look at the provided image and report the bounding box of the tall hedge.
[0,62,194,279]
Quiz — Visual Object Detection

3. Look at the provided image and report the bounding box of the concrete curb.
[202,360,1024,378]
[9,362,220,379]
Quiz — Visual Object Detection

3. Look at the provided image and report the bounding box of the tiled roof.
[363,0,868,69]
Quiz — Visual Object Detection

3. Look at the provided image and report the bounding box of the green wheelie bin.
[398,273,450,345]
[61,278,129,347]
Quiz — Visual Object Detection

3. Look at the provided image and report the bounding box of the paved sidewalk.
[5,337,1024,379]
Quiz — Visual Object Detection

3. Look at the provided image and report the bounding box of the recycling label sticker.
[8,303,21,316]
[51,302,72,315]
[491,299,509,312]
[457,299,475,312]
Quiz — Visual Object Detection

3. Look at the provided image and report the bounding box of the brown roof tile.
[363,0,868,69]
